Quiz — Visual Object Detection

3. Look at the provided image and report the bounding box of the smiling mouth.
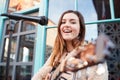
[63,29,72,33]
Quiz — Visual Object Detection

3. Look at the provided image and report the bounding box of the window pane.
[0,66,13,80]
[8,0,40,13]
[5,20,19,35]
[21,21,36,32]
[78,0,111,22]
[46,28,57,61]
[17,34,35,62]
[48,0,75,25]
[15,66,32,80]
[114,0,120,18]
[2,37,17,62]
[85,24,98,41]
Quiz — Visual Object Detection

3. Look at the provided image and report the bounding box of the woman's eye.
[61,21,66,24]
[71,21,76,24]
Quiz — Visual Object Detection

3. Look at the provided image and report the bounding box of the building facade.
[0,0,120,80]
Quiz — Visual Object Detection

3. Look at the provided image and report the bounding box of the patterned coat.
[31,54,108,80]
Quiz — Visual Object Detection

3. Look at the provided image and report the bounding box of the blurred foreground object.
[66,33,115,71]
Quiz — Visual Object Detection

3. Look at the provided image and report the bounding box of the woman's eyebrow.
[61,19,66,21]
[62,19,78,20]
[70,19,79,21]
[62,18,79,21]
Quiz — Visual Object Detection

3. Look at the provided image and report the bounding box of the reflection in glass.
[5,21,19,35]
[2,37,17,62]
[15,66,32,80]
[85,24,98,41]
[78,0,111,22]
[48,0,75,25]
[0,66,13,80]
[17,34,35,62]
[78,0,97,22]
[46,28,57,61]
[92,0,111,20]
[8,0,40,13]
[21,21,36,32]
[114,0,120,18]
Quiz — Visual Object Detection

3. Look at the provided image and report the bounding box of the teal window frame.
[0,0,9,50]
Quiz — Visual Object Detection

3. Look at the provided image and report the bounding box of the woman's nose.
[64,21,71,27]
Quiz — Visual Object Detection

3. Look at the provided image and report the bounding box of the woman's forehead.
[62,13,79,20]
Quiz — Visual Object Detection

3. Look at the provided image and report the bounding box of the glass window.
[15,66,32,80]
[46,28,57,61]
[0,66,13,80]
[48,0,75,25]
[8,0,40,13]
[85,24,98,41]
[0,12,37,79]
[2,37,17,62]
[78,0,111,22]
[114,0,120,18]
[21,21,37,32]
[5,20,19,35]
[17,34,35,62]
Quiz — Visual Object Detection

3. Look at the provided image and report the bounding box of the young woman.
[32,10,108,80]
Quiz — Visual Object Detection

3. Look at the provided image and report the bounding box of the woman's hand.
[65,57,88,71]
[59,46,87,72]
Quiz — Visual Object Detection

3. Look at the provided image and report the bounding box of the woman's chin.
[63,37,73,41]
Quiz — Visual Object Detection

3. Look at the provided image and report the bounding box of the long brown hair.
[50,10,86,66]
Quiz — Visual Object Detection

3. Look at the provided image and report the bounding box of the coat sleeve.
[31,55,53,80]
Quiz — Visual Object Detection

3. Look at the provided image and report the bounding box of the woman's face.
[60,13,80,41]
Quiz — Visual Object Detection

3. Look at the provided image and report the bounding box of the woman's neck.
[66,41,74,52]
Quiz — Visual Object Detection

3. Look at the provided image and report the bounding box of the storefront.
[0,0,120,80]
